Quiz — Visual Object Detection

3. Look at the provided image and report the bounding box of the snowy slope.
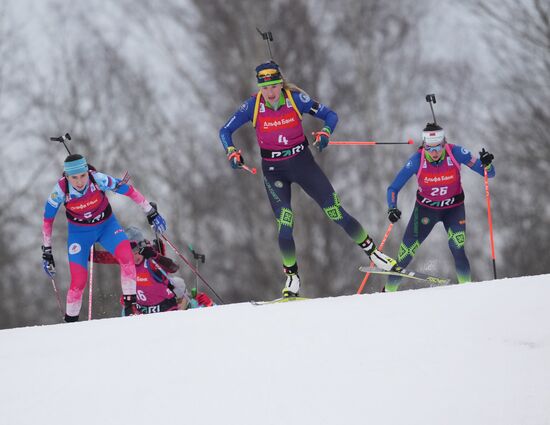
[1,275,549,425]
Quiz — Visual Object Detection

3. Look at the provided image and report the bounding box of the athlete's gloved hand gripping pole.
[387,207,402,223]
[312,128,331,152]
[226,146,257,175]
[146,203,167,234]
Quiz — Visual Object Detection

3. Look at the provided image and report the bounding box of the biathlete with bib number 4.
[41,154,167,322]
[219,60,397,297]
[385,123,495,291]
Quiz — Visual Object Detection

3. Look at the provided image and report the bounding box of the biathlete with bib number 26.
[385,123,495,291]
[41,154,167,322]
[219,60,397,298]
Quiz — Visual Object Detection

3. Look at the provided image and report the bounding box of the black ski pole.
[188,244,206,296]
[425,94,437,125]
[50,278,64,318]
[162,235,224,304]
[256,27,274,60]
[50,133,72,155]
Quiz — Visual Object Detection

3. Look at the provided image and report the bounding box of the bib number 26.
[431,186,448,197]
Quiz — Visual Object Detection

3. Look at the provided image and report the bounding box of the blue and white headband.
[64,157,89,176]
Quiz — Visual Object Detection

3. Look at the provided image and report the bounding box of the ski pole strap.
[314,130,330,143]
[227,149,242,162]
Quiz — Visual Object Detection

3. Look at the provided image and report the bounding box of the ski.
[359,266,450,286]
[250,296,309,306]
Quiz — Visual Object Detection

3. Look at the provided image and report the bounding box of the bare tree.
[466,0,550,277]
[0,3,57,328]
[3,0,525,329]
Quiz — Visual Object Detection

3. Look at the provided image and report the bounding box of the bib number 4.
[278,135,289,145]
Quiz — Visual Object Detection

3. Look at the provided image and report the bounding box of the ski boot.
[359,236,397,271]
[64,314,79,323]
[123,294,139,316]
[282,264,300,298]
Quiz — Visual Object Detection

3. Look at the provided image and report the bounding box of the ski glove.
[147,205,167,234]
[313,128,331,152]
[196,292,214,307]
[479,148,494,168]
[42,245,56,278]
[387,208,402,223]
[226,146,244,169]
[188,291,214,308]
[138,245,157,259]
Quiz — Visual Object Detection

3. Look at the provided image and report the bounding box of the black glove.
[42,245,56,278]
[387,208,402,223]
[152,238,166,255]
[479,148,494,167]
[138,245,157,259]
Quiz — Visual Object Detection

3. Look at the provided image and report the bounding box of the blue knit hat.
[256,61,283,87]
[64,154,89,176]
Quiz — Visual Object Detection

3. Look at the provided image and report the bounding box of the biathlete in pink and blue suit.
[219,61,397,297]
[385,123,495,291]
[41,154,167,322]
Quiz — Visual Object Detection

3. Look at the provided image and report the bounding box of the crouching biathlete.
[385,123,496,291]
[93,227,214,314]
[125,227,213,314]
[41,154,167,321]
[219,61,397,297]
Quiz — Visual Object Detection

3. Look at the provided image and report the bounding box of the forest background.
[1,0,548,328]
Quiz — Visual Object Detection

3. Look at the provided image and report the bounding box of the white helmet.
[422,123,445,146]
[125,226,146,243]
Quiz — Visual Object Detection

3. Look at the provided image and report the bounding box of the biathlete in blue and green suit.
[385,123,495,291]
[219,61,397,297]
